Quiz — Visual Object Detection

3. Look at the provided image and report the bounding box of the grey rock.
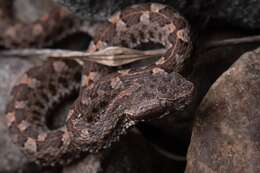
[63,154,102,173]
[215,0,260,29]
[55,0,260,29]
[186,47,260,172]
[54,0,203,21]
[0,116,27,173]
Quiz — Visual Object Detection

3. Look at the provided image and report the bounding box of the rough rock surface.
[0,116,28,173]
[186,47,260,172]
[55,0,260,29]
[54,0,207,21]
[215,0,260,29]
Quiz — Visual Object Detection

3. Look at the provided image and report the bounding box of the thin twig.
[203,35,260,52]
[149,142,186,161]
[0,47,166,67]
[3,35,259,65]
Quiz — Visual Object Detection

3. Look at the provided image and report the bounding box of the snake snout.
[160,72,195,112]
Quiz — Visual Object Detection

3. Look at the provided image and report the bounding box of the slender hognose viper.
[5,3,194,166]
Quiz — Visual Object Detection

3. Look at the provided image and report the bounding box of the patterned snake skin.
[5,3,194,166]
[0,0,81,48]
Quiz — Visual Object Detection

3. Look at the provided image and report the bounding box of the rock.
[55,0,260,29]
[0,116,28,173]
[215,0,260,29]
[186,47,260,172]
[54,0,202,22]
[63,154,102,173]
[191,29,260,105]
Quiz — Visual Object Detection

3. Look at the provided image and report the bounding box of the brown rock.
[186,48,260,172]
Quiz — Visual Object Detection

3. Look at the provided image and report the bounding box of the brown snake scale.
[5,3,194,166]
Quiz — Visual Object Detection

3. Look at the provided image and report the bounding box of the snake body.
[0,0,81,48]
[5,3,194,166]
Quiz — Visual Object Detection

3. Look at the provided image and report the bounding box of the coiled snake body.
[5,3,194,166]
[0,0,80,48]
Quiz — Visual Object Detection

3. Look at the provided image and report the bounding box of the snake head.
[120,71,195,121]
[67,70,194,153]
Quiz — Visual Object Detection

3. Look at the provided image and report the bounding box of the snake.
[5,3,194,166]
[0,0,81,48]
